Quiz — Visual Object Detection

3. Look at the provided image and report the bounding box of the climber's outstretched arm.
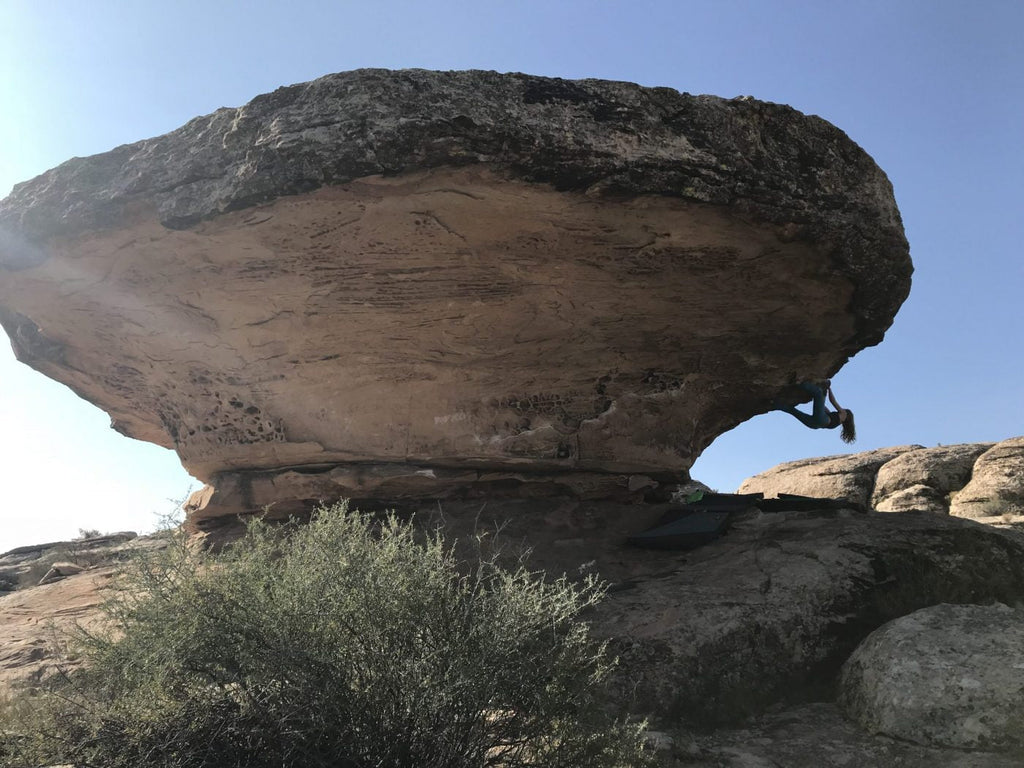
[827,385,842,412]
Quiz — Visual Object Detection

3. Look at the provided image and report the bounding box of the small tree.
[6,503,650,768]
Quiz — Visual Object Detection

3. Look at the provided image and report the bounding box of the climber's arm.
[827,385,842,411]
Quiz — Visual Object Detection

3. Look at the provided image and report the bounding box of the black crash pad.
[622,489,761,548]
[627,509,733,550]
[757,493,865,513]
[625,492,764,550]
[626,491,863,551]
[682,492,764,511]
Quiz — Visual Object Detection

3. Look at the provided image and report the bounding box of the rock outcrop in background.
[0,532,167,689]
[0,69,911,525]
[740,436,1024,519]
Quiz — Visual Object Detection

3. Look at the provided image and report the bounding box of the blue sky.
[1,1,1021,550]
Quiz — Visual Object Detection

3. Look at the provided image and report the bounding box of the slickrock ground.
[0,532,167,690]
[0,69,911,524]
[0,567,115,690]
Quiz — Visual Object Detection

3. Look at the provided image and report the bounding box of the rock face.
[5,501,1024,753]
[839,603,1024,751]
[0,532,167,689]
[740,437,1023,518]
[584,507,1024,727]
[738,445,921,508]
[0,568,114,689]
[0,69,911,522]
[874,442,993,513]
[0,531,138,592]
[951,437,1024,518]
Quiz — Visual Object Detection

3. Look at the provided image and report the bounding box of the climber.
[775,380,856,444]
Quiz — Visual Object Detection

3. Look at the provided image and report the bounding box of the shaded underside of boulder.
[740,438,1023,519]
[0,69,911,520]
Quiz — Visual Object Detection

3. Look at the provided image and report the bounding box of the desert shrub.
[6,502,650,768]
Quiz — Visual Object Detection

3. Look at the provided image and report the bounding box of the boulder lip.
[0,68,910,342]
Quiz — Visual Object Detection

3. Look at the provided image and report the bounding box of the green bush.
[5,503,650,767]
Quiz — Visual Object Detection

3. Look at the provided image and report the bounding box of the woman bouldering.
[776,380,856,443]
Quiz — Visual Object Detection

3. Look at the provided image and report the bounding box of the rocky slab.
[0,532,166,688]
[0,69,911,521]
[0,568,115,690]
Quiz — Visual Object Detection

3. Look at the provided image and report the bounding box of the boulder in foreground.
[839,603,1024,751]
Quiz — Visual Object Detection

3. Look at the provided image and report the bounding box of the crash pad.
[627,509,733,550]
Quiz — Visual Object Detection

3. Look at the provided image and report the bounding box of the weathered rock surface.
[587,508,1024,727]
[5,502,1024,766]
[0,531,138,593]
[0,69,910,522]
[738,445,920,508]
[0,532,166,688]
[951,437,1024,518]
[740,437,1023,518]
[672,702,1023,767]
[36,561,85,585]
[873,442,994,513]
[0,568,115,690]
[839,603,1024,751]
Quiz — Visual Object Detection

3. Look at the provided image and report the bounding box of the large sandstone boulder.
[0,69,911,523]
[738,445,920,508]
[839,603,1024,752]
[872,442,994,512]
[741,437,1023,519]
[951,437,1024,518]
